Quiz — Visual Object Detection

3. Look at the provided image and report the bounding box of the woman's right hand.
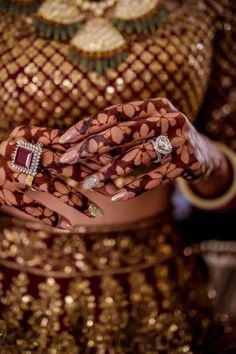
[0,126,106,230]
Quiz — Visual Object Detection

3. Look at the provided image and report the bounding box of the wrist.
[192,147,233,199]
[178,143,236,211]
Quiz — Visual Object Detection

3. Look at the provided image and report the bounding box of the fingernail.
[88,203,104,217]
[60,149,77,163]
[111,190,129,202]
[83,174,100,189]
[59,218,72,230]
[59,130,75,144]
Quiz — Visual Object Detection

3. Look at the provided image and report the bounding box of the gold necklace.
[1,0,169,72]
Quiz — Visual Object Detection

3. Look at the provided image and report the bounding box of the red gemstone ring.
[12,139,43,188]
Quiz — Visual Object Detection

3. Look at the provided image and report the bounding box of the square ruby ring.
[12,139,43,188]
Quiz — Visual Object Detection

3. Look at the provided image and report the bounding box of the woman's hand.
[0,126,105,229]
[59,98,228,201]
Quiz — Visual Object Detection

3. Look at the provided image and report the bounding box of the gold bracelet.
[177,143,236,210]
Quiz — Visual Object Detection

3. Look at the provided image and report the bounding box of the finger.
[88,153,113,167]
[1,188,71,229]
[79,154,114,172]
[44,153,119,198]
[82,141,159,189]
[110,161,184,201]
[42,149,92,182]
[80,151,120,196]
[9,126,66,151]
[60,116,167,164]
[42,150,114,184]
[59,98,174,144]
[7,138,107,184]
[8,140,115,200]
[16,171,103,218]
[41,150,118,198]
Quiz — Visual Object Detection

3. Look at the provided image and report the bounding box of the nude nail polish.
[59,130,75,144]
[111,190,129,202]
[60,150,78,163]
[83,174,100,189]
[59,218,72,230]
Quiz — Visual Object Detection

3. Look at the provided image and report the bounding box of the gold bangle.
[177,143,236,210]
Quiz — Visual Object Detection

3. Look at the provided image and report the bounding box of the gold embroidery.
[0,249,231,353]
[0,219,174,276]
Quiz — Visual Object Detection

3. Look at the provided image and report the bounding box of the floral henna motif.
[0,126,107,227]
[59,98,184,163]
[1,190,61,227]
[59,98,227,201]
[11,126,116,186]
[10,126,66,151]
[59,99,162,144]
[111,161,185,201]
[83,142,158,189]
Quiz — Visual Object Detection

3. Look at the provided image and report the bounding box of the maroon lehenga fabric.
[0,0,236,352]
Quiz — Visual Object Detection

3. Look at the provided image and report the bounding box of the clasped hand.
[59,98,223,201]
[0,98,224,228]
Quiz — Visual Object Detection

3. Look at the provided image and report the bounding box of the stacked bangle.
[177,143,236,210]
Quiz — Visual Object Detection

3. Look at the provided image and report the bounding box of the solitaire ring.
[150,135,173,163]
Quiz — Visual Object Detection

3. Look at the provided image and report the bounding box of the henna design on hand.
[0,126,105,228]
[59,98,227,201]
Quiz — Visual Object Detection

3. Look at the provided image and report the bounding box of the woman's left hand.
[59,98,225,201]
[0,126,115,228]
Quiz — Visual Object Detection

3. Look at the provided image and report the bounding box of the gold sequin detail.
[0,219,174,275]
[0,215,234,352]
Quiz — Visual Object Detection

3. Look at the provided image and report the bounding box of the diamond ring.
[12,139,43,189]
[150,135,173,163]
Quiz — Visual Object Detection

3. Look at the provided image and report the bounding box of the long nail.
[83,174,100,190]
[88,203,104,217]
[111,190,129,202]
[60,149,78,163]
[59,130,76,144]
[59,218,72,230]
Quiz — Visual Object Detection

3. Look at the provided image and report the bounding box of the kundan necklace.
[1,0,169,72]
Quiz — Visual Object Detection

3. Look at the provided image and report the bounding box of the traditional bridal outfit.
[0,0,236,353]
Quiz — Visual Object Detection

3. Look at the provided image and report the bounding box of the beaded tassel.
[114,6,168,35]
[113,0,167,34]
